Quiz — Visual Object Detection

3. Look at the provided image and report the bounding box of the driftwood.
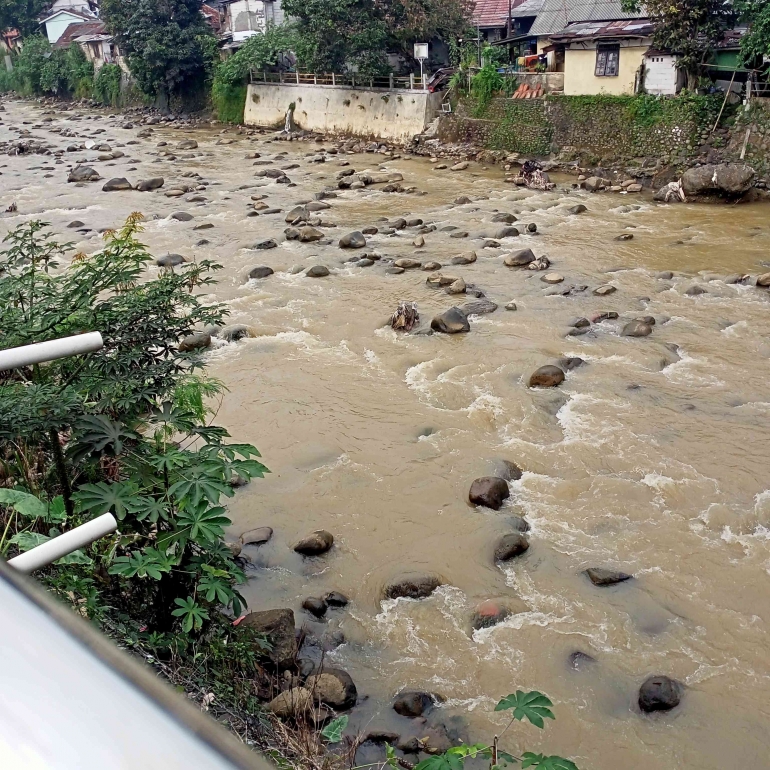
[390,301,419,331]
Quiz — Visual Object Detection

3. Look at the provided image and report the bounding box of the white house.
[40,7,97,44]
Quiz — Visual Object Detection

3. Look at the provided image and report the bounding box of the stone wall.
[440,94,723,164]
[727,98,770,178]
[244,83,443,141]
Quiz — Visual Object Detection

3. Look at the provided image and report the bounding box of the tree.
[101,0,214,99]
[622,0,736,89]
[374,0,474,61]
[736,0,770,65]
[282,0,390,74]
[0,0,50,36]
[0,216,267,634]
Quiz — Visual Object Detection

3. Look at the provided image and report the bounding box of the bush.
[93,63,122,106]
[40,49,70,95]
[471,63,504,114]
[212,81,246,124]
[13,35,50,94]
[0,215,267,636]
[65,44,95,98]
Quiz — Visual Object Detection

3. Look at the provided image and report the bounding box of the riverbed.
[2,98,770,769]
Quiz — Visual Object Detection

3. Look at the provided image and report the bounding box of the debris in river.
[654,179,687,203]
[5,202,17,213]
[390,301,419,332]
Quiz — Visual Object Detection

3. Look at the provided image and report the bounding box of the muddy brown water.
[3,99,770,769]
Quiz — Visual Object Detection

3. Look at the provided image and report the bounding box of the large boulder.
[585,567,633,586]
[621,320,653,338]
[431,307,470,334]
[248,266,274,280]
[294,529,334,555]
[494,532,530,561]
[240,608,297,669]
[459,299,498,316]
[306,669,358,709]
[267,687,313,718]
[469,477,510,510]
[384,575,442,600]
[136,177,164,191]
[504,249,535,267]
[681,163,755,198]
[393,691,436,717]
[299,226,324,242]
[638,675,682,713]
[339,231,367,249]
[68,165,100,183]
[528,365,565,388]
[179,332,211,352]
[102,177,132,192]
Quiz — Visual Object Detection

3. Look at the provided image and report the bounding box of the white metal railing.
[249,69,429,91]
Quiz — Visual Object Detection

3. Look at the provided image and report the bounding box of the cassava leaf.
[495,691,555,729]
[521,753,579,770]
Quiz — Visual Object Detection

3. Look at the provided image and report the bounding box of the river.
[2,98,770,769]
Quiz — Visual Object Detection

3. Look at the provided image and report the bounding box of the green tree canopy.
[101,0,213,98]
[0,0,50,36]
[736,0,770,65]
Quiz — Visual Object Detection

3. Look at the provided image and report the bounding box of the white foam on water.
[464,388,505,421]
[556,393,627,444]
[662,348,726,387]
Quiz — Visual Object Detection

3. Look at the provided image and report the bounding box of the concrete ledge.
[244,83,443,141]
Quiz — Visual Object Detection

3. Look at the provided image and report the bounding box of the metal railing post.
[410,73,415,89]
[296,71,300,84]
[389,73,394,89]
[332,72,335,85]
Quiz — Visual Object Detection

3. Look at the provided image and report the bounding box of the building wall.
[50,0,92,14]
[44,12,84,43]
[645,54,679,96]
[244,83,443,141]
[563,44,647,95]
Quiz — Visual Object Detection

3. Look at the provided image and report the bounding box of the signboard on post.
[414,43,429,88]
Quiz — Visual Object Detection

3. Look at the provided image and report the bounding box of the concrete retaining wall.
[244,83,443,141]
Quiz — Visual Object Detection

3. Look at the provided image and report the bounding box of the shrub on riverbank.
[93,63,123,106]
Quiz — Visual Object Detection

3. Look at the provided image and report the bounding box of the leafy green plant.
[0,215,267,636]
[93,63,122,106]
[470,63,504,115]
[383,692,578,770]
[320,715,349,743]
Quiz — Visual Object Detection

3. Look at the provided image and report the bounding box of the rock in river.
[306,669,358,709]
[681,163,755,198]
[393,691,436,717]
[240,608,297,669]
[384,575,442,600]
[240,526,273,545]
[306,265,330,277]
[494,532,530,561]
[431,307,470,334]
[585,567,633,586]
[179,332,211,352]
[302,597,327,618]
[171,211,194,221]
[67,165,100,183]
[102,177,132,192]
[459,299,498,316]
[469,476,510,510]
[504,248,535,267]
[638,675,682,713]
[248,266,274,280]
[339,231,366,249]
[471,600,511,630]
[529,365,565,388]
[156,253,186,267]
[294,529,334,555]
[136,177,164,191]
[621,320,653,337]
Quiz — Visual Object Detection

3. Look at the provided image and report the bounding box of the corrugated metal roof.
[549,17,653,41]
[529,0,644,36]
[510,0,547,19]
[53,20,107,48]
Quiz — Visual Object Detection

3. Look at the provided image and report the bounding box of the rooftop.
[549,17,653,42]
[529,0,645,36]
[53,19,107,48]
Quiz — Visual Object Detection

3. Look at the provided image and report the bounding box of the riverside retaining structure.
[244,83,443,141]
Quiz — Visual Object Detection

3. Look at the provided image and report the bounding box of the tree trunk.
[49,428,74,518]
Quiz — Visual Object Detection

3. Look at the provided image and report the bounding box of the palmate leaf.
[175,504,231,546]
[521,753,579,770]
[108,547,177,580]
[69,414,138,462]
[320,715,348,743]
[168,464,233,508]
[171,596,209,633]
[73,480,139,520]
[495,691,555,729]
[128,496,170,523]
[198,574,234,605]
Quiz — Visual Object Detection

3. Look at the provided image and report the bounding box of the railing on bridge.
[249,69,429,91]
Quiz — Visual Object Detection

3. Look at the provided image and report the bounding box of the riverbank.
[3,94,770,770]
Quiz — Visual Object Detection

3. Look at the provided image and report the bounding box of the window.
[595,45,620,77]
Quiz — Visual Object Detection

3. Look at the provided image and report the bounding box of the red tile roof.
[472,0,520,28]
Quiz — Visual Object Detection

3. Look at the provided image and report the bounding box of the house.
[40,7,97,44]
[54,19,128,75]
[218,0,285,51]
[472,0,514,43]
[525,0,650,95]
